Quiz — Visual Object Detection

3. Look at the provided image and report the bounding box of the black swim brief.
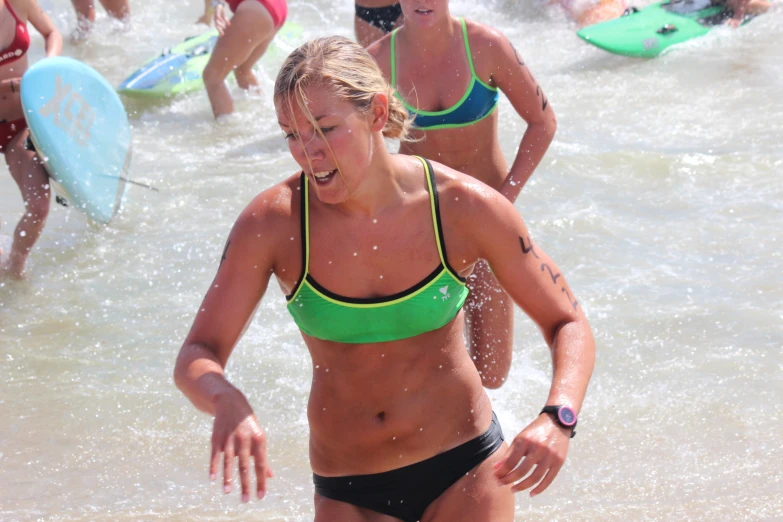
[313,411,504,522]
[355,2,403,33]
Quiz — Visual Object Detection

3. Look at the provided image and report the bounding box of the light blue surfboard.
[21,57,131,224]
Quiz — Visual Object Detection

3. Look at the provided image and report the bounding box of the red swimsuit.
[0,0,29,66]
[0,0,30,151]
[225,0,287,29]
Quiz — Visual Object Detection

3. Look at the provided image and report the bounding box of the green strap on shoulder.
[390,28,400,88]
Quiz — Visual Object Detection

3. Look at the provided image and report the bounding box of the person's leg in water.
[71,0,130,36]
[464,260,514,389]
[354,2,404,47]
[1,130,51,279]
[202,0,277,119]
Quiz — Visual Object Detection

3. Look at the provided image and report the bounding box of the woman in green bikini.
[368,0,558,389]
[174,36,593,520]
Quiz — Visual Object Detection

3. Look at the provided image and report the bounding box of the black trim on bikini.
[286,160,465,304]
[423,158,467,283]
[284,172,308,301]
[304,265,445,305]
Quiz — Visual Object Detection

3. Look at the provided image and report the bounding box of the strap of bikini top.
[390,27,400,89]
[459,18,480,82]
[298,172,310,277]
[417,156,464,281]
[4,0,22,22]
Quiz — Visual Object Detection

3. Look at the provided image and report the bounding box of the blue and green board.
[117,22,304,98]
[577,0,760,58]
[22,57,131,224]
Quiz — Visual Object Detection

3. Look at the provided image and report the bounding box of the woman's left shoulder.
[462,18,508,51]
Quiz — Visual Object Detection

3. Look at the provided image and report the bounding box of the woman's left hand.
[493,414,571,496]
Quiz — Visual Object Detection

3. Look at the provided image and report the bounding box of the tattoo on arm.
[541,263,561,284]
[220,239,231,267]
[519,235,540,258]
[511,43,525,67]
[520,236,578,310]
[536,85,548,111]
[562,288,579,311]
[511,42,548,112]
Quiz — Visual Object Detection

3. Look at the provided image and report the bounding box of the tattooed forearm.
[219,239,231,267]
[520,235,579,310]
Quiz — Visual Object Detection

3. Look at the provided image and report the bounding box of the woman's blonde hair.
[273,36,412,143]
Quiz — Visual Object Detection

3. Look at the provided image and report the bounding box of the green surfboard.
[117,22,303,98]
[577,0,757,58]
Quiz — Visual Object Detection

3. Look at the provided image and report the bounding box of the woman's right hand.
[211,389,274,502]
[213,4,231,36]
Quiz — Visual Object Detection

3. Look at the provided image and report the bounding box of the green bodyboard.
[117,22,303,98]
[577,0,755,58]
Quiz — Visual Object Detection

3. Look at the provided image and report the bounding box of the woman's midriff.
[399,113,509,192]
[306,314,493,476]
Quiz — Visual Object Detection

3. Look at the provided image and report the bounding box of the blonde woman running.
[175,36,594,521]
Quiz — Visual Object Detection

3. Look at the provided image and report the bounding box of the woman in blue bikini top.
[368,0,557,391]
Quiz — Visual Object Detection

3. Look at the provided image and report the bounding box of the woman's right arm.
[174,196,281,502]
[26,0,63,57]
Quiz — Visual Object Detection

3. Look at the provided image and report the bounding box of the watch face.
[558,407,576,426]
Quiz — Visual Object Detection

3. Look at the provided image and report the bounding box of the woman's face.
[399,0,450,26]
[276,84,376,205]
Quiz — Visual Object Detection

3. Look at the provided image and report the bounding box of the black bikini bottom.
[355,2,403,33]
[313,412,504,522]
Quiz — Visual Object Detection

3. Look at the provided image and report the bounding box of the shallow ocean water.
[1,0,782,520]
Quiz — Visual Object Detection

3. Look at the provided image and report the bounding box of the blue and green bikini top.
[285,157,469,344]
[391,18,500,131]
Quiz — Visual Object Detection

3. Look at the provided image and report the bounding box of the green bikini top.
[285,157,469,344]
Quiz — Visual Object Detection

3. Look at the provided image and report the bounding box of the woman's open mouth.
[312,169,337,185]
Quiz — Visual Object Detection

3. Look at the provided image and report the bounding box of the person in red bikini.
[197,0,288,118]
[0,0,61,279]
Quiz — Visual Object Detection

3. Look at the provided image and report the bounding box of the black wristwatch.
[540,405,577,438]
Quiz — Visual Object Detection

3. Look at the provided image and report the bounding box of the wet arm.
[492,38,557,202]
[26,0,62,57]
[174,207,276,414]
[469,190,595,413]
